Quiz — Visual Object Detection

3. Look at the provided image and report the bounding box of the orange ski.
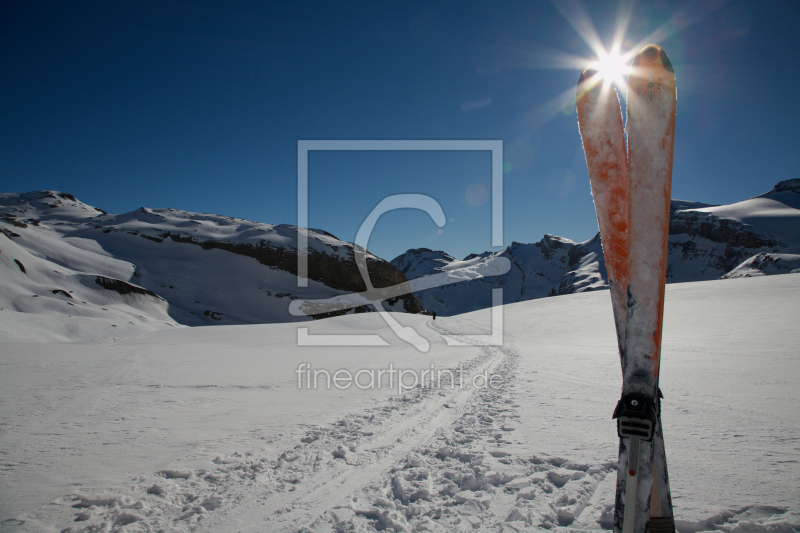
[576,69,630,352]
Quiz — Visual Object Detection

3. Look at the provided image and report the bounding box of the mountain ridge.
[2,180,798,340]
[0,191,424,341]
[391,179,800,316]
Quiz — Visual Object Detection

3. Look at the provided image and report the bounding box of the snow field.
[0,275,798,532]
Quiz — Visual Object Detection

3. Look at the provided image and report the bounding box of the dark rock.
[774,178,800,194]
[160,231,425,317]
[94,276,163,300]
[203,310,224,321]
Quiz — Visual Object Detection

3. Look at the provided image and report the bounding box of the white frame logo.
[293,140,507,351]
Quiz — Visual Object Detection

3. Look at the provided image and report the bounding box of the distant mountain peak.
[390,248,457,280]
[396,247,455,259]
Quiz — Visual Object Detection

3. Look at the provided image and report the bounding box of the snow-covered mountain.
[668,178,800,279]
[392,235,605,316]
[0,191,423,341]
[4,179,798,337]
[392,179,800,316]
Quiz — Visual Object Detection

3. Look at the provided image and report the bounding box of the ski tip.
[578,68,598,85]
[576,68,600,97]
[660,48,674,73]
[630,44,673,73]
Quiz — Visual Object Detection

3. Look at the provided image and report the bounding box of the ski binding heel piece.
[613,393,657,441]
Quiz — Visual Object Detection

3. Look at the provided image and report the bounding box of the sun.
[521,0,687,127]
[589,50,630,87]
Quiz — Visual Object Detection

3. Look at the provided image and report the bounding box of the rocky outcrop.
[94,276,163,299]
[535,234,570,262]
[774,178,800,194]
[721,253,800,278]
[161,232,424,317]
[666,211,782,279]
[669,209,780,249]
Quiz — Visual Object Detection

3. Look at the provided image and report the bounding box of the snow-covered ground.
[1,274,798,532]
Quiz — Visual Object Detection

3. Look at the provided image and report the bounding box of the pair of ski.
[577,45,676,533]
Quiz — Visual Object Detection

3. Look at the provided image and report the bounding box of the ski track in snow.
[16,321,619,533]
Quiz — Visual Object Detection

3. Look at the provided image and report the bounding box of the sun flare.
[523,0,687,127]
[590,51,630,87]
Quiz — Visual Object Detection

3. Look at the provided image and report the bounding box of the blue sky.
[2,0,798,262]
